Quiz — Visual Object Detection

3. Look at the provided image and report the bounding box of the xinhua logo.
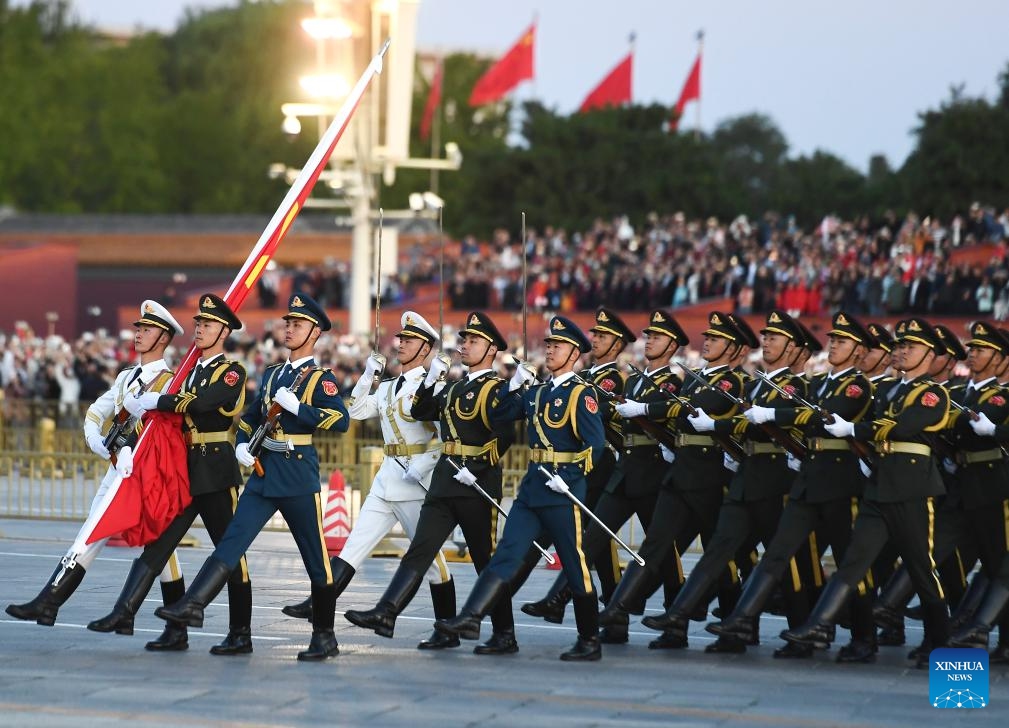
[930,647,988,708]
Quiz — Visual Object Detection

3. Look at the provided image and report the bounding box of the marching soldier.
[5,300,185,631]
[344,312,518,655]
[434,316,607,660]
[520,306,634,622]
[88,294,253,655]
[604,311,747,648]
[155,293,350,661]
[707,311,877,661]
[280,312,458,651]
[640,310,809,653]
[783,318,951,668]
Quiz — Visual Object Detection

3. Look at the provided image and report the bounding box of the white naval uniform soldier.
[281,312,460,649]
[5,300,189,641]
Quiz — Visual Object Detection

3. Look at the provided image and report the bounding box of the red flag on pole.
[469,23,535,106]
[77,42,393,551]
[670,51,701,130]
[579,52,632,112]
[420,59,443,141]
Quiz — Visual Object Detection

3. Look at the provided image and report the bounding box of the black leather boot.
[641,569,709,636]
[949,571,989,632]
[561,592,602,661]
[210,578,253,655]
[706,568,777,643]
[344,566,424,638]
[837,592,877,663]
[520,576,572,624]
[282,595,312,620]
[298,583,339,661]
[647,629,688,649]
[780,578,852,648]
[6,562,86,627]
[950,582,1009,649]
[434,571,509,641]
[87,559,158,635]
[773,642,813,658]
[872,566,912,632]
[146,578,189,651]
[599,562,653,628]
[155,557,232,628]
[474,629,519,655]
[418,579,460,650]
[282,557,356,621]
[916,602,951,668]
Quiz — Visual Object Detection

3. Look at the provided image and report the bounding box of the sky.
[41,1,1009,172]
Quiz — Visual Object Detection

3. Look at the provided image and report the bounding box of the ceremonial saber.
[520,211,528,360]
[445,457,556,565]
[374,207,384,351]
[534,465,645,566]
[66,40,393,563]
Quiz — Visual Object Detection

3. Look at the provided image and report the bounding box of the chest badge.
[553,398,563,407]
[465,391,475,400]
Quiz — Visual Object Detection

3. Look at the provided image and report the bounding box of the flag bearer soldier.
[434,316,607,660]
[280,312,457,650]
[87,294,253,654]
[707,311,877,662]
[878,323,1009,656]
[344,312,519,654]
[5,301,185,630]
[520,307,634,622]
[602,311,747,649]
[155,293,350,661]
[640,310,809,654]
[783,317,951,668]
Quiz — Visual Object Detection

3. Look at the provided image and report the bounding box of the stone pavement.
[1,518,1005,727]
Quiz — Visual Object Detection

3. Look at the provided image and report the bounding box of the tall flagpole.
[69,40,393,560]
[694,30,704,141]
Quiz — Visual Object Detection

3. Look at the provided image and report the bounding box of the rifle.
[247,366,313,476]
[947,398,1009,459]
[753,370,874,470]
[104,376,155,466]
[678,364,808,460]
[628,364,746,462]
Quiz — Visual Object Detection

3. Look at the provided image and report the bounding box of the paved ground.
[1,517,1006,727]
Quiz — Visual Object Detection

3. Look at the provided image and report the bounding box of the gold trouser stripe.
[788,556,801,592]
[434,550,450,583]
[229,487,250,583]
[927,497,943,600]
[808,532,822,588]
[849,497,870,594]
[573,505,592,594]
[609,541,621,584]
[954,548,967,590]
[167,553,181,581]
[673,545,684,586]
[313,492,333,585]
[1002,499,1009,553]
[489,507,499,552]
[727,559,739,585]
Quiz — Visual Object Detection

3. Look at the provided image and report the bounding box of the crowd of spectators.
[3,204,1008,414]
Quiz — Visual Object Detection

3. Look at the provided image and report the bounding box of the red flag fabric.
[469,24,535,106]
[87,413,191,546]
[670,52,702,130]
[420,60,443,141]
[579,52,632,112]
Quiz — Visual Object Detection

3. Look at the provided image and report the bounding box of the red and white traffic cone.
[322,470,350,556]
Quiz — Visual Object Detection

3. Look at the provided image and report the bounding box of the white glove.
[115,446,134,478]
[274,386,300,415]
[452,466,478,487]
[509,362,537,392]
[85,426,111,460]
[365,352,386,379]
[403,462,425,484]
[970,412,997,436]
[424,354,450,388]
[614,399,648,418]
[236,442,256,468]
[123,392,146,418]
[546,473,570,494]
[859,460,872,478]
[744,405,776,425]
[660,444,675,463]
[823,414,854,438]
[723,452,740,472]
[786,453,801,472]
[942,457,958,475]
[688,408,715,432]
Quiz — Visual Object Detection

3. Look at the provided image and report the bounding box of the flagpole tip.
[378,38,392,57]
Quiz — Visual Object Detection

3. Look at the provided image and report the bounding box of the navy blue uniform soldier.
[156,293,350,662]
[435,316,607,661]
